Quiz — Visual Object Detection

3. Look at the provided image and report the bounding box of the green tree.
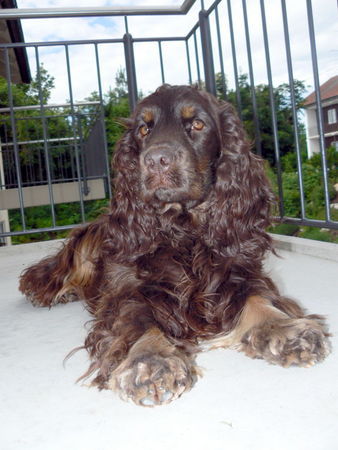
[0,66,73,183]
[26,63,55,104]
[112,67,129,100]
[103,68,130,153]
[0,63,55,108]
[215,72,227,100]
[225,74,307,165]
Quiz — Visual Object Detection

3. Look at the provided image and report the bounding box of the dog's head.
[131,85,222,209]
[112,84,273,255]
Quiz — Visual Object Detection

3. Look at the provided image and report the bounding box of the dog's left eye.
[191,119,205,131]
[139,125,150,137]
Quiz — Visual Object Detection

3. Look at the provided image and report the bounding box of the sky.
[15,0,338,105]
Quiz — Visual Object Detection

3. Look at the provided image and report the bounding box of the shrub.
[269,223,300,236]
[299,227,337,243]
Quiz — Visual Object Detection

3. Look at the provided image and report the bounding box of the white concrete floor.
[1,239,337,450]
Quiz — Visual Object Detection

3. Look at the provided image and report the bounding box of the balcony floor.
[1,239,337,450]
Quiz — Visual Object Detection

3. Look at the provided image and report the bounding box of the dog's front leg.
[83,295,199,407]
[19,219,107,307]
[210,295,331,367]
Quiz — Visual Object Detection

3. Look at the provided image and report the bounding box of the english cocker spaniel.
[20,85,330,406]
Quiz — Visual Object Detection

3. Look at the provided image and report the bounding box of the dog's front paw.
[109,352,197,406]
[106,328,199,406]
[240,316,331,367]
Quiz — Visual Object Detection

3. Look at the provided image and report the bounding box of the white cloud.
[16,0,338,103]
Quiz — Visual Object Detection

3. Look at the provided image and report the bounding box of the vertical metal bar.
[281,0,306,219]
[28,148,33,183]
[64,44,86,223]
[259,0,284,217]
[35,46,56,227]
[70,142,76,180]
[306,0,331,221]
[199,9,216,95]
[215,5,227,99]
[158,41,165,84]
[0,146,3,188]
[38,144,43,182]
[123,33,138,111]
[193,32,202,87]
[4,47,26,229]
[227,0,242,118]
[124,16,129,34]
[76,114,89,196]
[242,0,262,155]
[185,39,193,85]
[94,43,112,199]
[58,151,63,180]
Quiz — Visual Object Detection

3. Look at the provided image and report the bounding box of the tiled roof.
[303,76,338,106]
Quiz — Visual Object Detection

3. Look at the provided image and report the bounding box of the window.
[328,108,337,124]
[333,141,338,151]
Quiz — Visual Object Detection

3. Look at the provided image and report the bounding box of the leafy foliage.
[5,67,129,244]
[0,63,55,108]
[276,146,337,219]
[0,65,75,184]
[83,67,130,154]
[223,74,307,166]
[268,146,338,243]
[9,199,109,244]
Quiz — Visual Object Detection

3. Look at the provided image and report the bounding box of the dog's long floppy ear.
[205,98,274,259]
[107,127,158,256]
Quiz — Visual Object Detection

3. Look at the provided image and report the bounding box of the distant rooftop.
[0,0,31,84]
[303,75,338,107]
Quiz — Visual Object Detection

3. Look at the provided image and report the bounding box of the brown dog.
[20,85,330,406]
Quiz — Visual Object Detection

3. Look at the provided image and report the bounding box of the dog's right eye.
[191,119,205,131]
[139,125,150,137]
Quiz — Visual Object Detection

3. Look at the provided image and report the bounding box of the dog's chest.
[135,240,225,338]
[136,242,195,288]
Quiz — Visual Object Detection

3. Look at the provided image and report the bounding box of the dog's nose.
[144,148,173,172]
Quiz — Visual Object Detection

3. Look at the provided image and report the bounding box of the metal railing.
[0,0,337,244]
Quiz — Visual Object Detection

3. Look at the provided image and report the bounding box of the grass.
[270,223,338,243]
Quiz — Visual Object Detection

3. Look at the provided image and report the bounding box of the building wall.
[304,97,338,157]
[326,136,338,150]
[323,103,338,150]
[305,106,320,157]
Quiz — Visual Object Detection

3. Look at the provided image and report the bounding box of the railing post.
[199,9,216,95]
[123,32,138,111]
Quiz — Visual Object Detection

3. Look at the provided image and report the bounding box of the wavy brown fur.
[19,85,330,406]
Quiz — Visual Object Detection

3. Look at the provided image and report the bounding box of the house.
[303,75,338,158]
[0,0,31,245]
